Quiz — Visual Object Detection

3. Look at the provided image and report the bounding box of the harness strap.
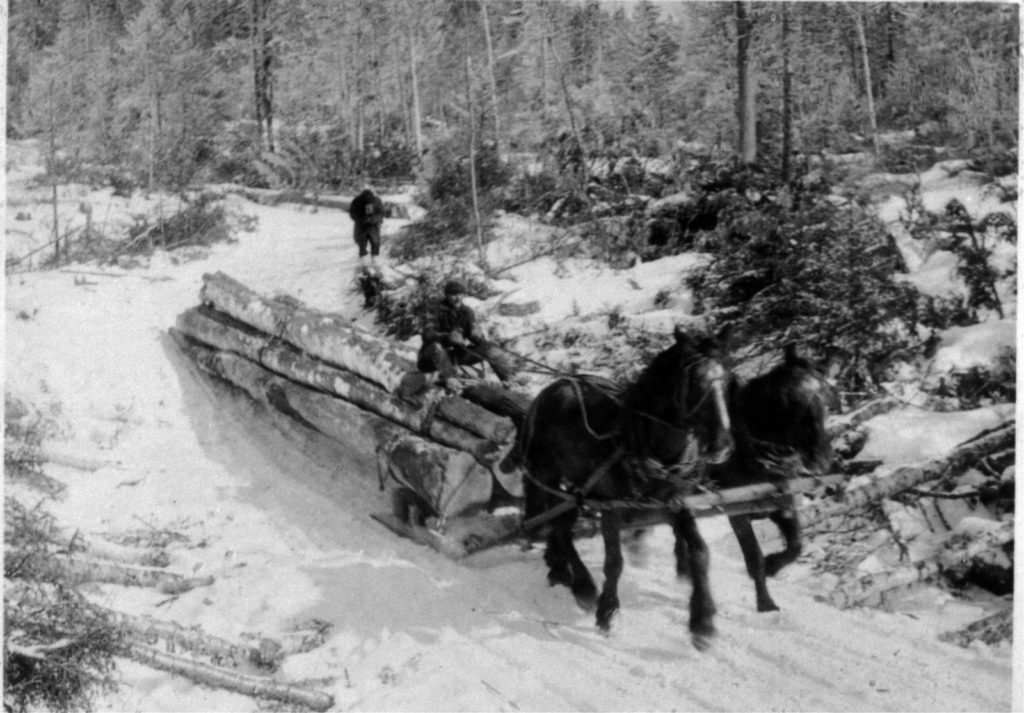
[520,448,625,533]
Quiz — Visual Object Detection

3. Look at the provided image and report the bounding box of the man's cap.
[444,280,467,296]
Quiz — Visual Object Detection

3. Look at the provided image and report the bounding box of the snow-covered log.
[175,307,511,461]
[826,561,941,610]
[803,423,1015,527]
[939,608,1013,648]
[57,533,169,568]
[826,396,903,439]
[171,330,494,517]
[10,550,213,593]
[125,643,334,711]
[111,611,269,668]
[460,382,533,426]
[200,271,416,393]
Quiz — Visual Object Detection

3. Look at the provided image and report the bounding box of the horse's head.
[672,325,735,465]
[628,325,734,466]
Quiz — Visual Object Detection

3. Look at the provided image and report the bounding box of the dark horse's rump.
[707,343,835,612]
[501,327,734,649]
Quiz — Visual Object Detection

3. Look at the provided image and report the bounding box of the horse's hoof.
[574,588,599,612]
[764,552,796,577]
[690,618,716,650]
[596,608,617,632]
[757,599,780,613]
[692,630,714,652]
[547,567,573,590]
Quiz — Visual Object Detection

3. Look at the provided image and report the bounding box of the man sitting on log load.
[416,280,518,391]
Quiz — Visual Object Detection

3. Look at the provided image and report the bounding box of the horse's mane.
[624,334,706,411]
[619,333,715,462]
[732,345,832,473]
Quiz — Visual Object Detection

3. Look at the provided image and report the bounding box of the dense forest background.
[5,0,1019,396]
[7,0,1019,192]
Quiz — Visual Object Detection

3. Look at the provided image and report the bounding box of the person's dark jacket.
[349,189,384,226]
[423,300,478,351]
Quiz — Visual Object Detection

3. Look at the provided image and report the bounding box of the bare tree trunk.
[462,0,486,266]
[781,2,793,182]
[407,11,424,161]
[547,36,589,189]
[371,15,385,146]
[850,4,879,159]
[250,0,275,153]
[539,20,550,119]
[480,0,503,155]
[148,82,157,189]
[355,4,366,163]
[735,1,757,164]
[394,39,412,148]
[48,78,60,265]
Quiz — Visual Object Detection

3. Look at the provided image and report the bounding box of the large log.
[176,307,509,465]
[9,549,213,594]
[825,396,903,439]
[200,271,416,393]
[171,330,493,517]
[801,422,1015,527]
[461,382,533,427]
[126,644,334,712]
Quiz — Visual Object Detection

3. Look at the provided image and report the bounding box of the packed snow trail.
[5,189,1014,711]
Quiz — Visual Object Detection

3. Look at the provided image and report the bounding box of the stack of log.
[171,272,530,519]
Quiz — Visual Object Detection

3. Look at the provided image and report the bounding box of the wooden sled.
[372,473,848,560]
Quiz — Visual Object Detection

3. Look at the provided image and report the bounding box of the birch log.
[171,330,493,517]
[175,307,509,463]
[802,423,1015,527]
[826,396,903,439]
[200,271,416,392]
[11,550,213,593]
[126,644,334,711]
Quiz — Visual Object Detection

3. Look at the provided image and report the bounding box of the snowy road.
[5,188,1016,711]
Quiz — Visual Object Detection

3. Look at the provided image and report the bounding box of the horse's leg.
[543,518,574,590]
[543,529,573,589]
[672,510,716,649]
[596,509,623,630]
[764,505,802,577]
[673,530,691,578]
[727,514,778,613]
[545,512,598,609]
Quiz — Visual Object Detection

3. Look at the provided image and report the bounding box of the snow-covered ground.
[4,141,1018,711]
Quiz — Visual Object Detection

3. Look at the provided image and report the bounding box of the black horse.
[500,326,734,648]
[691,343,834,613]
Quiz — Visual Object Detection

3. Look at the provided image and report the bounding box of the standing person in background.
[349,184,385,271]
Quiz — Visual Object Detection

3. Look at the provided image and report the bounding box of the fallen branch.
[6,636,81,661]
[7,581,296,670]
[52,530,169,568]
[111,611,268,669]
[38,447,120,472]
[16,551,213,593]
[825,561,940,610]
[939,608,1013,648]
[124,643,334,712]
[803,423,1015,527]
[826,395,903,439]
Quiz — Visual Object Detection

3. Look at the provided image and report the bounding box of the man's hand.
[449,330,467,347]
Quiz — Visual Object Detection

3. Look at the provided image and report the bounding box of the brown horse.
[499,326,734,649]
[688,343,834,613]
